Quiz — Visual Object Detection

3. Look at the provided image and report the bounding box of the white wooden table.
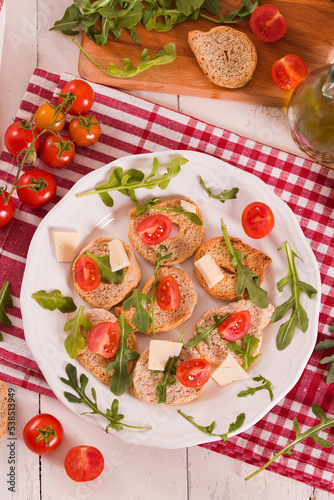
[0,1,331,499]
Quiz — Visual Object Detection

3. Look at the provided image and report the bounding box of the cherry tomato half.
[34,103,66,135]
[40,134,76,169]
[218,310,251,341]
[241,202,275,239]
[156,275,181,311]
[16,169,57,208]
[0,192,15,227]
[136,214,172,245]
[4,120,41,157]
[250,4,287,42]
[87,321,120,358]
[23,413,64,455]
[176,358,210,388]
[74,256,101,292]
[64,446,104,482]
[271,54,308,90]
[68,115,101,147]
[59,79,95,116]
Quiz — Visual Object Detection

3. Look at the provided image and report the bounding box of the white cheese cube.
[108,239,130,272]
[211,354,250,387]
[180,200,197,214]
[148,340,182,371]
[52,231,79,262]
[194,254,224,288]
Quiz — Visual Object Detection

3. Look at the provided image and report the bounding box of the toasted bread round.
[128,198,205,266]
[72,238,141,309]
[193,300,275,367]
[77,308,138,385]
[194,236,272,300]
[115,267,197,334]
[130,343,205,405]
[0,380,8,439]
[188,26,257,89]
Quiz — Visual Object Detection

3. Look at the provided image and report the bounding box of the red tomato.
[4,120,41,157]
[40,134,75,169]
[23,413,64,455]
[271,54,308,90]
[34,103,66,135]
[74,256,101,292]
[136,214,172,245]
[250,4,287,42]
[64,446,104,482]
[176,358,210,388]
[59,80,95,116]
[0,192,15,227]
[156,275,181,311]
[16,169,56,208]
[218,310,251,341]
[241,202,275,239]
[87,321,120,358]
[68,115,101,147]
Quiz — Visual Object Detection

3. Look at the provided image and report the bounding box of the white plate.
[21,150,321,449]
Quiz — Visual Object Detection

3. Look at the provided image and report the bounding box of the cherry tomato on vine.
[250,4,287,42]
[74,256,101,292]
[87,321,120,358]
[68,115,101,147]
[218,310,251,341]
[241,202,275,239]
[0,192,15,227]
[64,446,104,482]
[23,413,64,455]
[40,134,75,169]
[59,79,95,116]
[176,359,210,388]
[136,214,172,245]
[4,120,41,157]
[156,275,181,311]
[271,55,308,90]
[16,169,57,208]
[34,103,66,135]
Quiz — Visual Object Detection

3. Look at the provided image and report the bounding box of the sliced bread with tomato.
[115,267,197,335]
[127,198,205,266]
[0,380,8,439]
[191,299,275,367]
[72,237,141,309]
[77,308,138,385]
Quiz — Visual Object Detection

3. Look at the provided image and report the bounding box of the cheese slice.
[108,239,130,272]
[211,354,250,387]
[148,340,182,371]
[52,231,79,262]
[180,200,197,214]
[194,254,224,288]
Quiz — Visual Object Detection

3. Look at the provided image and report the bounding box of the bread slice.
[193,236,272,300]
[72,238,141,309]
[130,343,205,405]
[115,267,197,334]
[77,308,138,385]
[193,299,275,367]
[188,26,257,89]
[0,380,8,439]
[128,198,205,266]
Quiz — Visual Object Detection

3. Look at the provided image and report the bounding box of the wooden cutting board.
[78,0,334,107]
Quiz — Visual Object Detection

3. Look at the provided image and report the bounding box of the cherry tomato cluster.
[249,4,307,90]
[0,79,101,228]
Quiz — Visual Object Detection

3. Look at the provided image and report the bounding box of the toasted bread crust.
[0,381,8,439]
[128,198,205,265]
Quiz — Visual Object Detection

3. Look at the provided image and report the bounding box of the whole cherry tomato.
[64,446,104,482]
[34,103,66,135]
[250,4,287,42]
[23,413,64,455]
[4,120,41,157]
[136,214,172,245]
[40,134,75,169]
[68,115,101,147]
[59,79,95,116]
[176,359,210,388]
[241,202,275,239]
[74,256,101,292]
[16,169,57,208]
[271,55,308,90]
[0,192,15,227]
[156,275,181,311]
[87,321,120,358]
[218,310,251,341]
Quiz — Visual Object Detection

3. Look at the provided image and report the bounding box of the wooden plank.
[78,0,334,107]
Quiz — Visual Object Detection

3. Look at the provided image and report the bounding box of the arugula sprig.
[237,375,273,401]
[221,218,269,309]
[228,334,260,370]
[271,241,318,351]
[156,355,178,404]
[64,306,92,359]
[32,289,77,313]
[84,253,124,283]
[0,281,13,341]
[245,404,334,481]
[151,245,172,336]
[200,176,239,203]
[186,313,230,348]
[134,197,203,225]
[122,289,152,333]
[61,363,151,432]
[315,325,334,384]
[177,410,246,443]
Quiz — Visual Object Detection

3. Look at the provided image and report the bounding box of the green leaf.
[153,204,203,226]
[0,281,13,327]
[228,334,260,370]
[122,289,152,333]
[134,197,161,215]
[51,5,89,35]
[177,409,245,442]
[64,306,92,359]
[200,176,239,203]
[276,312,298,351]
[156,355,178,404]
[84,253,124,283]
[237,374,273,401]
[186,313,230,348]
[32,289,77,313]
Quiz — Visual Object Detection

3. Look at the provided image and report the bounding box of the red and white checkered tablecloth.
[0,68,333,491]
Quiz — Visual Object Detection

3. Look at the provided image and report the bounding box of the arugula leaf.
[106,313,139,396]
[50,4,99,36]
[122,289,152,333]
[315,324,334,384]
[228,334,261,370]
[153,204,203,226]
[271,241,318,351]
[0,281,13,328]
[156,355,178,404]
[151,245,172,335]
[61,363,151,432]
[64,306,92,359]
[134,197,161,215]
[220,218,269,309]
[200,0,258,23]
[245,404,334,481]
[32,289,77,313]
[200,176,239,203]
[177,410,245,442]
[237,375,273,401]
[186,313,230,348]
[84,253,124,283]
